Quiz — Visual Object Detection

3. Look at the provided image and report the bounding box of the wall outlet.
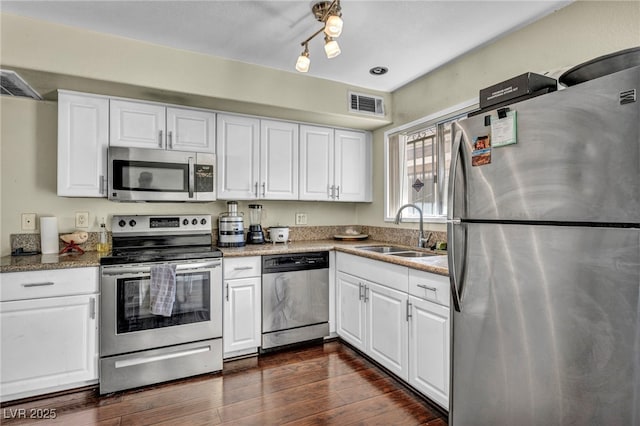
[21,213,36,231]
[75,211,89,228]
[295,212,308,225]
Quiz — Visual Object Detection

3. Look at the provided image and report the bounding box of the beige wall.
[356,0,640,232]
[1,1,639,255]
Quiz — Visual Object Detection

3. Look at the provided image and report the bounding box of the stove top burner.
[100,245,223,265]
[101,214,222,265]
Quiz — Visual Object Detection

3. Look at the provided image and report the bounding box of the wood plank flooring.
[1,341,448,425]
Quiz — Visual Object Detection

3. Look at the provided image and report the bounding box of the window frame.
[383,98,478,223]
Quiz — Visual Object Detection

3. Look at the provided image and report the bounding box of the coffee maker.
[246,204,265,244]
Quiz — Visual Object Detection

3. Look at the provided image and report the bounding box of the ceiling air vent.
[349,92,384,116]
[1,70,42,100]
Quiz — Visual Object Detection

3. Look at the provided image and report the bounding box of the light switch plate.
[21,213,36,231]
[295,212,308,225]
[75,212,89,228]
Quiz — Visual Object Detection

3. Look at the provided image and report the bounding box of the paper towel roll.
[40,217,59,254]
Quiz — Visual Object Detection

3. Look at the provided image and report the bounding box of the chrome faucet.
[394,204,429,248]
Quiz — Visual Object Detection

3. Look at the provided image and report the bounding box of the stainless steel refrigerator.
[447,65,639,425]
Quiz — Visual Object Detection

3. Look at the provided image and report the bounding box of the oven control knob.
[118,220,126,228]
[191,218,198,225]
[129,219,137,227]
[200,218,207,225]
[183,219,189,226]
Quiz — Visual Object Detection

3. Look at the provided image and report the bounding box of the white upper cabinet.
[216,114,260,200]
[334,129,371,202]
[299,125,334,201]
[260,120,299,200]
[57,91,109,197]
[166,107,216,152]
[110,99,166,149]
[110,100,215,153]
[300,125,371,202]
[217,115,298,200]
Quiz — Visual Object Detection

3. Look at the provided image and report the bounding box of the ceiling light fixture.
[324,35,341,59]
[296,44,311,72]
[295,0,343,73]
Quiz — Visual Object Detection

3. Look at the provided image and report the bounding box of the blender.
[246,204,265,244]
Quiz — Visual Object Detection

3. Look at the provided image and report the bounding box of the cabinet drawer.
[0,268,99,302]
[336,252,408,293]
[223,256,261,279]
[408,269,450,307]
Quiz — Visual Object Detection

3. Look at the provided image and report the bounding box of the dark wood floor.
[1,341,448,425]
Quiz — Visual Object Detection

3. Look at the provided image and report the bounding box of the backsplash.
[10,226,446,254]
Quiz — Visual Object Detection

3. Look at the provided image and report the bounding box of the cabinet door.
[110,99,166,149]
[0,295,98,401]
[366,281,409,380]
[336,272,366,352]
[260,120,299,200]
[223,277,261,357]
[409,295,449,408]
[216,114,260,199]
[299,125,334,201]
[166,107,216,153]
[334,129,371,202]
[57,92,109,197]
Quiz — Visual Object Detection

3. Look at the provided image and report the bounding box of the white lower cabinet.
[0,268,99,402]
[366,281,408,380]
[223,257,262,358]
[336,253,409,380]
[408,295,450,408]
[336,252,450,409]
[336,271,366,352]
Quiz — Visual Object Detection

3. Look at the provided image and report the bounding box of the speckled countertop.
[0,239,448,276]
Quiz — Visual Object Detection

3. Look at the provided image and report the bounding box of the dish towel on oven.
[150,264,177,316]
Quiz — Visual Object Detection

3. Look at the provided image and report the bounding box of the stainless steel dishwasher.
[261,251,329,349]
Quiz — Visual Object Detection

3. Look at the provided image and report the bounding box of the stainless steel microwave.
[108,147,215,202]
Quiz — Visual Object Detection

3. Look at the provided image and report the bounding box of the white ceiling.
[1,0,572,92]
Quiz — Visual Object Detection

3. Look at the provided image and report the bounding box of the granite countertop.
[1,239,448,276]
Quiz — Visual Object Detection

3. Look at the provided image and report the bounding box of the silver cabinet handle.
[188,157,195,198]
[262,182,266,197]
[22,282,54,288]
[364,285,369,302]
[417,284,438,292]
[225,283,229,301]
[158,130,163,148]
[358,282,363,301]
[336,186,340,200]
[168,131,173,149]
[233,266,253,271]
[90,297,96,319]
[406,299,412,322]
[254,182,259,198]
[329,185,336,199]
[99,174,105,195]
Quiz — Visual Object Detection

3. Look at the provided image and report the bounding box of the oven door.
[100,258,222,357]
[108,147,215,202]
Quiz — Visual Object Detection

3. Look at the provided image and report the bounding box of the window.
[384,101,477,222]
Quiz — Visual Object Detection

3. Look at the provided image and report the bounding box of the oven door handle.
[101,260,221,276]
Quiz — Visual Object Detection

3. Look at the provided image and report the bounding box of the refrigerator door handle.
[447,124,463,220]
[448,219,464,312]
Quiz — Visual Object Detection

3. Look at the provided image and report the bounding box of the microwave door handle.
[188,157,195,198]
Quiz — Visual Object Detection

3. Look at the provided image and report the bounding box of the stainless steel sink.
[356,245,410,253]
[389,251,437,258]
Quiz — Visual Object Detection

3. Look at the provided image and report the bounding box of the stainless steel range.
[99,214,223,395]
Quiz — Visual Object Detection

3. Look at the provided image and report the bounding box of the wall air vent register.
[349,91,384,116]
